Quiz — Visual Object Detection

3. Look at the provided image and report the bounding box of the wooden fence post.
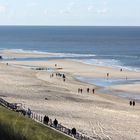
[39,115,40,122]
[41,116,43,122]
[36,114,38,120]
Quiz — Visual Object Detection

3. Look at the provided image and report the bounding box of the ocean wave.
[53,53,96,58]
[1,49,48,54]
[75,58,121,67]
[74,58,140,72]
[121,66,140,72]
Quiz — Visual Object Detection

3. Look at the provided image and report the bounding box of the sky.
[0,0,140,26]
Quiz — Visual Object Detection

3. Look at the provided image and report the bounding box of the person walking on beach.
[92,89,95,94]
[107,73,109,77]
[44,115,49,125]
[53,118,58,128]
[62,74,66,79]
[71,128,76,136]
[129,101,132,106]
[87,88,90,93]
[133,101,135,106]
[81,88,83,93]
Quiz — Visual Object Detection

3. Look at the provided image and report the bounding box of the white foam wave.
[1,49,48,54]
[75,58,121,67]
[74,59,140,72]
[52,53,96,58]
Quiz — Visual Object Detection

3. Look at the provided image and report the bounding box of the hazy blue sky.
[0,0,140,26]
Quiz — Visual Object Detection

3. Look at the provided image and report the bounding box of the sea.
[0,26,140,72]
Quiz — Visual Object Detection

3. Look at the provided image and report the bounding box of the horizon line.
[0,25,140,27]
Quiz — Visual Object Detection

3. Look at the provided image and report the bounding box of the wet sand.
[0,51,140,140]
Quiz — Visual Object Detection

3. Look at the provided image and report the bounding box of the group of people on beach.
[78,88,95,94]
[50,72,66,82]
[129,100,136,106]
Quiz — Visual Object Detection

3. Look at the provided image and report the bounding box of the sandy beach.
[0,51,140,140]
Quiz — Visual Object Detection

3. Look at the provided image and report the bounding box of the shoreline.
[1,49,140,72]
[3,56,140,101]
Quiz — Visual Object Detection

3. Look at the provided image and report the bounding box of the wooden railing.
[0,98,97,140]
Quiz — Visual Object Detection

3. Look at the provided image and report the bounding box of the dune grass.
[0,105,73,140]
